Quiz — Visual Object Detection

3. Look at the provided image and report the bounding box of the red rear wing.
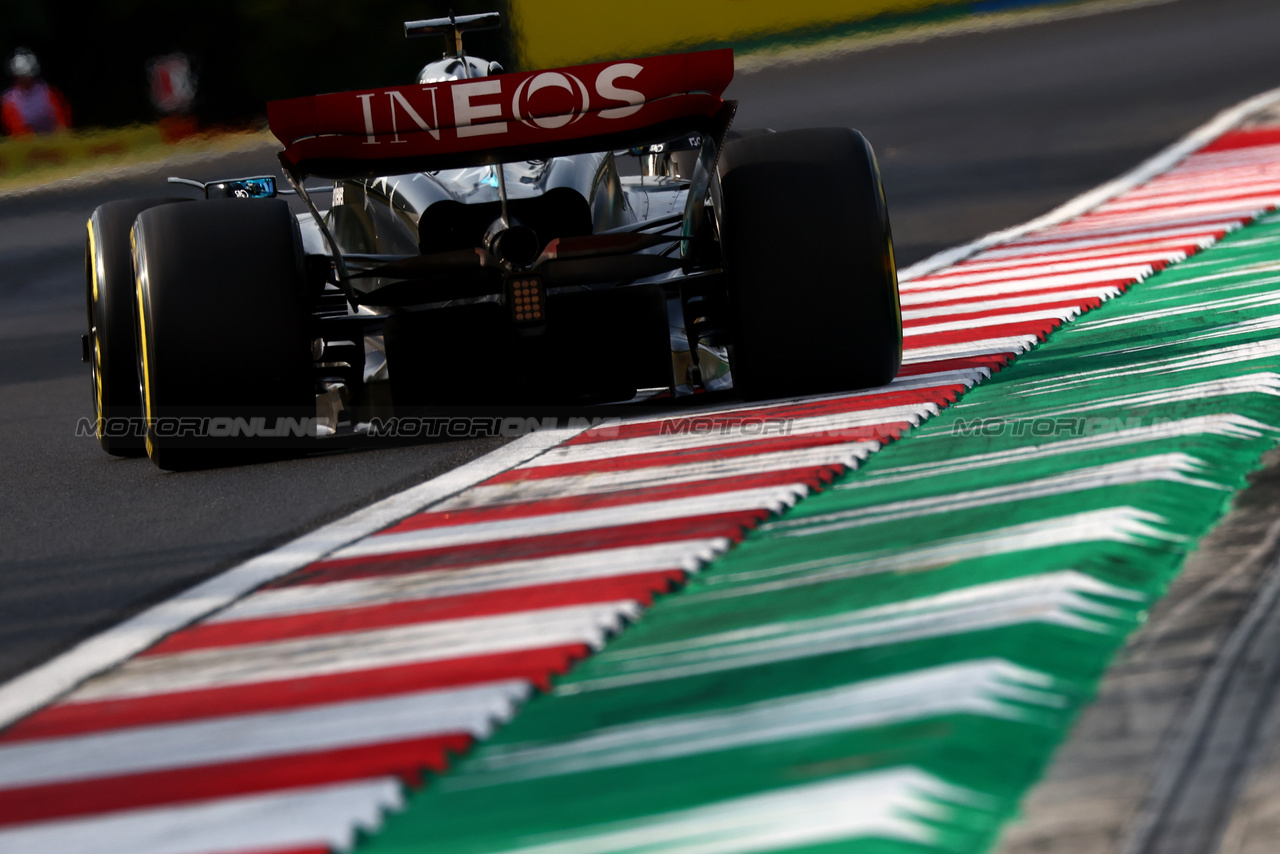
[268,49,734,177]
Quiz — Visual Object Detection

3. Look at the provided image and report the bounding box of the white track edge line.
[0,426,587,731]
[898,86,1280,282]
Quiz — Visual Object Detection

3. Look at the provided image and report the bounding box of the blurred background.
[0,0,1088,132]
[0,0,516,129]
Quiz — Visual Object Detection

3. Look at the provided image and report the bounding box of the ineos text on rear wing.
[268,49,734,178]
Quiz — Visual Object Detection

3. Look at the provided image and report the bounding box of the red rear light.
[507,276,545,324]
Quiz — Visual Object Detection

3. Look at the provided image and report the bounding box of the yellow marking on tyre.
[86,219,99,301]
[131,227,155,458]
[87,218,105,440]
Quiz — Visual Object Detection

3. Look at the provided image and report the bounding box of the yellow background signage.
[509,0,974,68]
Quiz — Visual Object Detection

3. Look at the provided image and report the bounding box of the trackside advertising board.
[509,0,999,67]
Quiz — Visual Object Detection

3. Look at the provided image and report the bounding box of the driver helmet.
[8,48,40,79]
[417,55,501,84]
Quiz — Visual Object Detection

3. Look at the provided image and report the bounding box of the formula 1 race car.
[84,12,901,469]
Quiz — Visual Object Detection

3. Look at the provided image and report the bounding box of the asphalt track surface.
[3,0,1280,688]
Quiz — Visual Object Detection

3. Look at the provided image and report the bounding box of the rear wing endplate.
[267,49,734,178]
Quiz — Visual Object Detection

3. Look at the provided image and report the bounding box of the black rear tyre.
[718,127,902,400]
[85,197,189,455]
[131,199,314,470]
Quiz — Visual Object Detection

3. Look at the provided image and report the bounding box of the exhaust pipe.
[484,218,541,267]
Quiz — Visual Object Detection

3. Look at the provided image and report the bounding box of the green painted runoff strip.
[356,212,1280,854]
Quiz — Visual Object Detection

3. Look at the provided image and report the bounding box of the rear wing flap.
[268,49,734,178]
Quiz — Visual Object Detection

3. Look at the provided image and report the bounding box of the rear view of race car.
[84,11,902,469]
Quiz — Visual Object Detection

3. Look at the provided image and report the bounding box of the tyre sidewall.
[719,127,902,399]
[86,197,190,455]
[133,199,314,468]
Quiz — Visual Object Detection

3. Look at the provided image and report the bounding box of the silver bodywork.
[297,152,730,414]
